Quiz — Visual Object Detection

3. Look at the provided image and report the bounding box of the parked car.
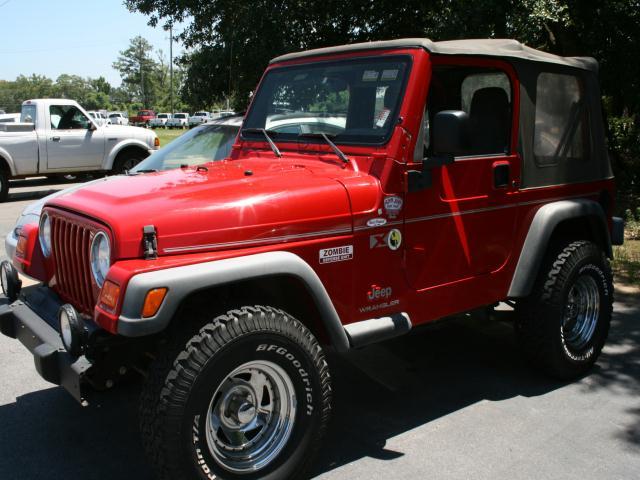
[1,39,625,480]
[130,109,156,127]
[210,109,236,119]
[0,98,159,201]
[149,113,172,128]
[187,111,211,128]
[4,115,243,260]
[108,112,129,126]
[166,112,189,129]
[87,110,109,126]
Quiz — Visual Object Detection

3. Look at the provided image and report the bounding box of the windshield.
[158,114,169,119]
[109,114,119,118]
[175,113,187,119]
[138,111,152,116]
[195,112,207,116]
[243,56,410,145]
[131,124,239,172]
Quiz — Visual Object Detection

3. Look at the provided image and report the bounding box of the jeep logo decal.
[367,284,393,301]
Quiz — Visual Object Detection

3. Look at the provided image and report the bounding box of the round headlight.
[39,212,52,257]
[90,231,111,287]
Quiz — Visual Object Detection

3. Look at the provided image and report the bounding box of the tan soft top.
[270,38,598,72]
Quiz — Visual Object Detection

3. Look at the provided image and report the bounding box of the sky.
[0,0,184,86]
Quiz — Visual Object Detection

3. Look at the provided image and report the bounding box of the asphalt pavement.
[0,178,638,480]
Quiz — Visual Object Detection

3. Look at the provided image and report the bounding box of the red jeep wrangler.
[0,39,626,479]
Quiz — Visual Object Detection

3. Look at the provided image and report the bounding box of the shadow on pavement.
[0,287,637,480]
[578,287,640,448]
[5,177,84,203]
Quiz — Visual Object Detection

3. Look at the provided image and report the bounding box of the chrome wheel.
[205,360,297,473]
[562,274,600,352]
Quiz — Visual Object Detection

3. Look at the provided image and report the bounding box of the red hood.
[46,157,374,258]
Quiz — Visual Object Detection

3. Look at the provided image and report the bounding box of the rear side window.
[534,73,590,166]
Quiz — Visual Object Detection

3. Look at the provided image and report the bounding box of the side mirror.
[408,110,469,192]
[88,121,97,131]
[431,110,469,156]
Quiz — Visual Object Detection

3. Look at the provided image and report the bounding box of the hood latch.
[142,225,158,259]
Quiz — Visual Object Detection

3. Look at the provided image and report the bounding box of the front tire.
[516,240,613,379]
[140,306,332,480]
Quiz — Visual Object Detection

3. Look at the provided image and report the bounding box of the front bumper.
[0,286,91,404]
[4,227,17,261]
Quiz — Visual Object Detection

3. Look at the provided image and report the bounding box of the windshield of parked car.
[138,111,152,116]
[174,113,187,119]
[157,114,169,119]
[243,56,410,145]
[195,112,208,116]
[130,123,239,172]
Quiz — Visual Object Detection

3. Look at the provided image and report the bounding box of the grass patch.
[613,239,640,286]
[153,127,187,148]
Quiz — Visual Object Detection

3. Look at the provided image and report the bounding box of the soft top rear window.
[243,56,411,145]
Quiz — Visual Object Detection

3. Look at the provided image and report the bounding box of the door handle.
[51,136,61,142]
[493,163,510,189]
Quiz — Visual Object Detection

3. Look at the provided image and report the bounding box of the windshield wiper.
[298,133,349,164]
[242,128,282,158]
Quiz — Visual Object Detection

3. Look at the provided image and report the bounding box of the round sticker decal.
[387,229,402,251]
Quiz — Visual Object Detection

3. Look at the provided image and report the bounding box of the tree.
[126,0,640,114]
[90,76,112,96]
[113,36,159,108]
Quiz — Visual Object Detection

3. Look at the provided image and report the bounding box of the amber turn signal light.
[99,280,120,311]
[154,137,160,147]
[16,235,27,257]
[142,288,167,318]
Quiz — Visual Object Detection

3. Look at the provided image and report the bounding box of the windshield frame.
[242,54,413,147]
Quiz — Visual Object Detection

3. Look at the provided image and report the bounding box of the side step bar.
[344,312,412,348]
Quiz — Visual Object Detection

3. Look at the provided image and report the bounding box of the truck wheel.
[113,151,145,174]
[140,306,332,480]
[0,169,8,202]
[515,240,613,379]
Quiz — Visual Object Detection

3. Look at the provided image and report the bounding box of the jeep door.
[45,104,105,170]
[404,58,521,295]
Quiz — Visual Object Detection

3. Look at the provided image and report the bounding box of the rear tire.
[0,169,8,202]
[140,305,332,480]
[515,240,613,379]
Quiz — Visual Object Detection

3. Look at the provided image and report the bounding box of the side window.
[534,73,589,166]
[425,67,513,157]
[50,105,90,130]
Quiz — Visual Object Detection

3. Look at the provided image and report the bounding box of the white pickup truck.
[0,99,159,201]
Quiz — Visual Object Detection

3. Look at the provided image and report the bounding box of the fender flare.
[0,147,17,176]
[117,251,351,352]
[508,199,612,298]
[103,139,151,170]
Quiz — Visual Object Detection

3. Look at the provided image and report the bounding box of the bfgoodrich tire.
[516,240,613,379]
[140,306,332,480]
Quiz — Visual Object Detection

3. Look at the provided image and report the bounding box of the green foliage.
[0,73,113,113]
[608,115,640,214]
